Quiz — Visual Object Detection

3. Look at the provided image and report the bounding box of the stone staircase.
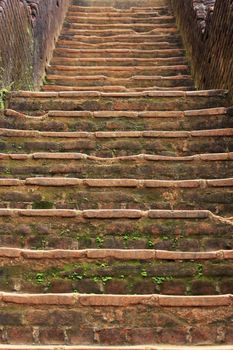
[0,0,233,347]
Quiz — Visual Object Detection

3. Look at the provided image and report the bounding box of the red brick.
[7,327,34,344]
[159,327,187,344]
[69,328,94,344]
[191,326,217,344]
[39,328,65,344]
[127,328,158,344]
[96,328,128,345]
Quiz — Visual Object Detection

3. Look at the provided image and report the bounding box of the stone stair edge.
[1,247,233,260]
[0,152,232,161]
[0,347,233,350]
[0,208,221,219]
[4,106,228,120]
[1,128,232,138]
[0,292,233,307]
[0,177,233,188]
[0,346,233,350]
[8,89,228,98]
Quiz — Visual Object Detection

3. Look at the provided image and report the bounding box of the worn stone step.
[0,177,232,215]
[65,14,175,24]
[62,25,176,35]
[61,28,179,36]
[63,22,176,29]
[68,5,171,13]
[42,85,194,93]
[68,8,170,15]
[58,33,181,44]
[53,48,185,59]
[0,208,231,250]
[0,128,232,156]
[56,40,182,50]
[50,57,188,67]
[45,73,191,81]
[46,65,190,77]
[0,152,231,180]
[1,292,233,345]
[43,79,193,92]
[3,107,231,132]
[2,246,233,294]
[8,90,228,113]
[70,1,171,10]
[0,346,232,350]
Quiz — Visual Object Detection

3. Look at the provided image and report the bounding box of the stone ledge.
[10,89,228,98]
[0,247,232,260]
[0,346,233,350]
[0,346,232,350]
[0,208,214,219]
[0,292,232,307]
[0,177,233,188]
[0,152,231,161]
[0,128,232,138]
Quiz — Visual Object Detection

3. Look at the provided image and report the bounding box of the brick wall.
[172,0,233,103]
[0,0,69,90]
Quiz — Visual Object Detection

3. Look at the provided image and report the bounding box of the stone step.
[62,24,176,32]
[3,107,231,132]
[70,1,171,10]
[56,40,182,49]
[8,90,228,113]
[0,346,232,350]
[61,28,179,36]
[2,247,233,294]
[1,292,232,345]
[42,85,194,92]
[58,33,181,44]
[0,152,231,180]
[68,5,171,13]
[0,208,231,250]
[53,48,185,58]
[45,75,193,90]
[50,57,188,67]
[0,177,232,215]
[61,26,178,37]
[0,127,232,156]
[68,9,171,16]
[46,65,190,77]
[65,14,175,23]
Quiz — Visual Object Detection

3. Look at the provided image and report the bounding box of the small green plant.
[35,273,45,284]
[196,263,204,278]
[100,263,108,268]
[0,89,8,110]
[96,236,104,247]
[161,236,169,241]
[93,276,112,285]
[123,234,129,241]
[68,272,83,281]
[59,228,71,236]
[102,276,112,284]
[141,270,148,278]
[0,85,11,110]
[147,240,154,248]
[152,276,173,285]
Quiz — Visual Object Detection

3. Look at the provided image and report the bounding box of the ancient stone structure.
[0,0,69,89]
[172,0,233,102]
[0,0,232,347]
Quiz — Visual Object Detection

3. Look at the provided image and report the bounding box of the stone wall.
[172,0,233,103]
[0,0,69,90]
